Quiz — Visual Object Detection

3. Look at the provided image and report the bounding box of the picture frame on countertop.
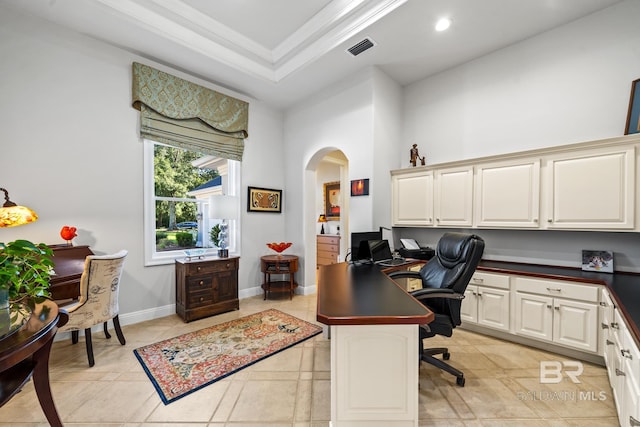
[625,78,640,135]
[247,186,282,213]
[581,249,614,273]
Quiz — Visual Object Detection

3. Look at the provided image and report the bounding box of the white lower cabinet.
[460,272,510,332]
[513,277,599,353]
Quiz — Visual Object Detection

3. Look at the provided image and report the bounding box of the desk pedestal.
[330,324,419,427]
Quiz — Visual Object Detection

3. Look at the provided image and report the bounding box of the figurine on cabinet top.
[410,144,425,167]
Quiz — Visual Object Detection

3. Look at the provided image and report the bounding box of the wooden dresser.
[175,256,239,322]
[317,235,340,267]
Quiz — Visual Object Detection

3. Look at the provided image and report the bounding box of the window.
[144,141,241,265]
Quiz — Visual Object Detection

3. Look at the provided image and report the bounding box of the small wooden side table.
[0,298,68,427]
[261,254,299,300]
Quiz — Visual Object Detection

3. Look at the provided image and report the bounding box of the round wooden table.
[0,298,68,427]
[260,254,299,300]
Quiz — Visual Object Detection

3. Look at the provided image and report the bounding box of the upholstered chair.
[58,250,128,367]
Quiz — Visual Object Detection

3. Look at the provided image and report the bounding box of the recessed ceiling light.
[435,17,452,32]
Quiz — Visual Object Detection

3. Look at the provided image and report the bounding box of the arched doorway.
[303,148,349,291]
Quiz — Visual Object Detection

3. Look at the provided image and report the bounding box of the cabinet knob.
[226,263,230,268]
[599,301,608,307]
[197,266,201,272]
[601,323,609,329]
[606,339,614,346]
[554,306,559,310]
[199,281,204,286]
[546,304,553,309]
[621,349,633,359]
[547,219,553,223]
[615,368,626,377]
[199,297,204,302]
[611,322,619,329]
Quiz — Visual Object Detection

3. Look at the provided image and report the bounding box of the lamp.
[317,214,327,234]
[209,195,238,257]
[0,187,38,228]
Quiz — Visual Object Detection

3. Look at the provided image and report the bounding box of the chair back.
[73,250,128,327]
[418,233,484,324]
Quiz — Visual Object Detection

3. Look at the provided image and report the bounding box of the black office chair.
[389,232,485,387]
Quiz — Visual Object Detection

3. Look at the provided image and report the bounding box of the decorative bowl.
[184,249,207,259]
[266,242,292,253]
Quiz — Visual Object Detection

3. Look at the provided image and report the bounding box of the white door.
[515,292,553,342]
[392,171,434,226]
[477,287,510,332]
[434,166,473,226]
[475,159,540,228]
[553,298,598,352]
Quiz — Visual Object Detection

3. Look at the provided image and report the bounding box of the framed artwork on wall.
[323,181,340,220]
[247,186,282,213]
[350,178,369,196]
[625,78,640,135]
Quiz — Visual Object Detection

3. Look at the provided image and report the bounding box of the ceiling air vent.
[346,38,376,57]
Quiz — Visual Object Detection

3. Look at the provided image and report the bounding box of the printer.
[398,238,435,261]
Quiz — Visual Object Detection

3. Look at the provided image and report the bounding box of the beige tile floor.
[1,293,619,426]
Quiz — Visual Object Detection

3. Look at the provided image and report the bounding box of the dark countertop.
[478,260,640,347]
[316,262,434,326]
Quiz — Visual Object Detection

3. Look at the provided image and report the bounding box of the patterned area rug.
[134,309,323,404]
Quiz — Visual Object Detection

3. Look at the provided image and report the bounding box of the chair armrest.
[410,288,465,301]
[387,271,421,280]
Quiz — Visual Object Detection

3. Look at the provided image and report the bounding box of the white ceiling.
[1,0,622,109]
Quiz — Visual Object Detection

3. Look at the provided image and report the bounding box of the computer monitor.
[350,231,382,261]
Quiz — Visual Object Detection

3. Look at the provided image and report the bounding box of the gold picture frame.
[323,181,340,221]
[247,186,282,213]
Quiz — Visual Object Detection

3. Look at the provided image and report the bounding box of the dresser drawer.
[317,235,340,245]
[318,254,338,266]
[186,274,213,291]
[317,242,339,253]
[184,258,237,275]
[514,276,599,302]
[470,272,510,289]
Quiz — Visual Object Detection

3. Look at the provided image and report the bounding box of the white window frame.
[143,140,241,266]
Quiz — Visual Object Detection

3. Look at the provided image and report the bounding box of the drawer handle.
[630,416,640,426]
[611,322,619,330]
[606,339,614,346]
[547,219,553,223]
[599,301,608,307]
[546,287,562,292]
[472,277,484,283]
[621,349,633,359]
[546,304,553,309]
[197,266,202,272]
[226,263,230,268]
[615,368,626,377]
[601,323,609,329]
[554,306,559,311]
[199,280,204,286]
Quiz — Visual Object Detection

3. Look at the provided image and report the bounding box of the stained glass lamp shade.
[0,188,37,228]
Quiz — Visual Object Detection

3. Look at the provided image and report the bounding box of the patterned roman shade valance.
[132,62,248,161]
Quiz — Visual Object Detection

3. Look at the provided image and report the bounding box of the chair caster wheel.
[443,352,450,360]
[456,377,465,387]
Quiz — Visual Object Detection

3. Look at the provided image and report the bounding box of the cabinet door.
[475,159,540,228]
[515,292,553,341]
[460,285,478,323]
[435,166,473,226]
[546,146,635,229]
[392,171,434,226]
[477,287,510,332]
[213,269,237,302]
[553,299,598,352]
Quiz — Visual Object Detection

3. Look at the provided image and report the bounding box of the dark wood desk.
[260,255,298,300]
[316,262,433,426]
[0,298,68,427]
[50,244,93,300]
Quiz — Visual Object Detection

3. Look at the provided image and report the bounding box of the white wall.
[403,0,640,164]
[0,6,285,320]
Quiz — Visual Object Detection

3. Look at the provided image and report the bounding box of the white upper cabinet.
[475,159,540,228]
[434,166,473,227]
[545,146,635,230]
[391,170,433,226]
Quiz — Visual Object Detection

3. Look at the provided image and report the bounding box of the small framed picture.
[247,186,282,213]
[625,78,640,135]
[581,250,614,273]
[350,178,369,196]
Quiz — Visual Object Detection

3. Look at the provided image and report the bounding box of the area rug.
[133,309,322,404]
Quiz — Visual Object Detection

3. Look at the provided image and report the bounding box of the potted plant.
[0,239,55,307]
